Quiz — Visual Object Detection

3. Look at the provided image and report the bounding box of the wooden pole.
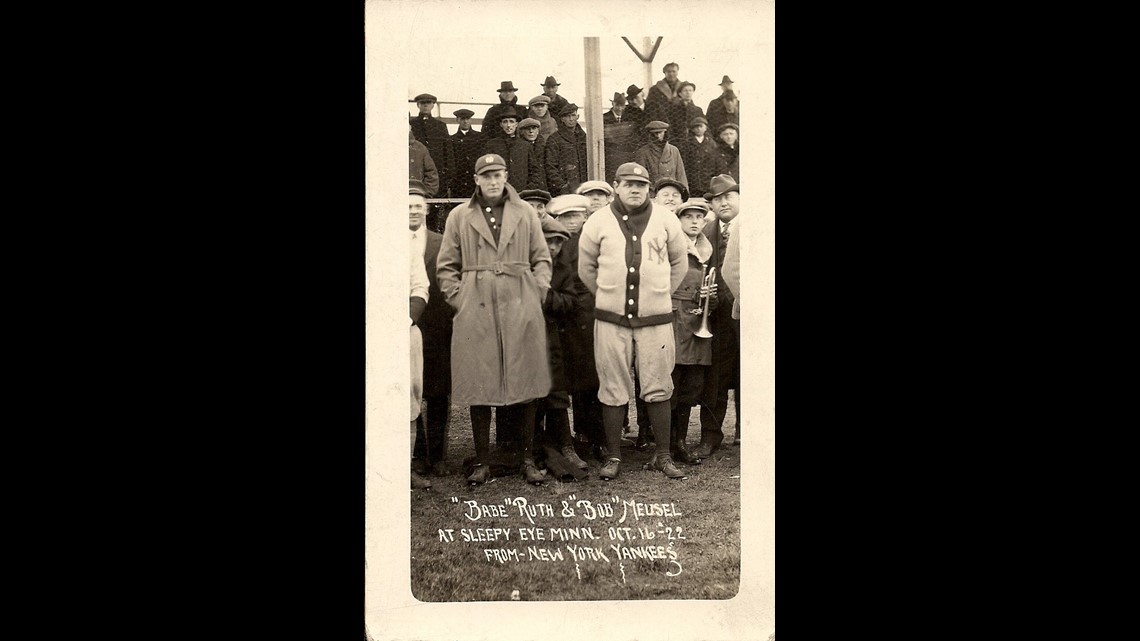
[583,37,604,182]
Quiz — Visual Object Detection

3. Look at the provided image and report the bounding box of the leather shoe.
[692,444,715,459]
[467,464,491,485]
[411,471,432,489]
[561,445,588,471]
[653,455,686,480]
[522,459,545,484]
[599,457,621,480]
[672,444,702,465]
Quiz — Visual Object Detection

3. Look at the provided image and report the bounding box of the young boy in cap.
[577,162,689,480]
[535,215,590,474]
[517,118,547,191]
[546,194,603,455]
[449,108,486,197]
[519,189,552,220]
[668,198,719,465]
[545,104,588,196]
[634,121,688,193]
[436,153,553,485]
[485,109,541,193]
[575,180,614,216]
[527,95,558,142]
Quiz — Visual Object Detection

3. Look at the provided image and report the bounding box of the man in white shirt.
[409,181,431,489]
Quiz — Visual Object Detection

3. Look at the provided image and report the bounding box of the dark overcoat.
[410,115,454,195]
[449,129,486,198]
[485,136,543,193]
[482,98,521,140]
[436,184,553,406]
[545,123,588,196]
[558,235,599,391]
[420,231,454,398]
[679,135,723,197]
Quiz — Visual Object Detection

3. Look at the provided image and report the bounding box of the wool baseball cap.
[518,118,541,129]
[413,93,437,103]
[614,162,652,184]
[453,108,475,118]
[547,194,589,217]
[519,189,552,204]
[528,95,551,106]
[575,180,613,197]
[652,177,689,201]
[474,154,507,174]
[675,198,710,217]
[703,174,740,200]
[540,216,570,240]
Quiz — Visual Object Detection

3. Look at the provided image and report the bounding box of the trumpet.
[694,266,716,338]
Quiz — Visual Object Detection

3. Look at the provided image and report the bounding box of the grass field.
[410,395,740,602]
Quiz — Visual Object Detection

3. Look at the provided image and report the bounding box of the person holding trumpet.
[668,198,719,466]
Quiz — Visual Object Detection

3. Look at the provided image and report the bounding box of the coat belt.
[461,261,530,276]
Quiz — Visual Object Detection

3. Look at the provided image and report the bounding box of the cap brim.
[476,165,507,174]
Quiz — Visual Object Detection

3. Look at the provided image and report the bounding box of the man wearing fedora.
[624,84,647,130]
[483,81,522,141]
[449,109,486,198]
[410,93,455,198]
[540,76,569,124]
[695,174,741,457]
[706,76,740,133]
[603,92,636,184]
[435,153,553,485]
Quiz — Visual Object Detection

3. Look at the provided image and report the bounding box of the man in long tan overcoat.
[436,153,553,485]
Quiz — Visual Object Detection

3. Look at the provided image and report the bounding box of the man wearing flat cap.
[679,116,722,197]
[576,180,613,216]
[603,92,636,184]
[449,108,486,198]
[410,93,455,197]
[540,76,569,124]
[545,103,588,196]
[519,189,552,220]
[665,81,705,143]
[577,161,689,480]
[527,95,559,142]
[485,109,542,193]
[410,179,455,480]
[634,121,688,192]
[482,81,522,141]
[645,62,682,127]
[695,174,741,456]
[517,117,548,191]
[436,153,553,485]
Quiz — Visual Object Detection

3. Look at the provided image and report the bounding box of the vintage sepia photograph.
[367,0,772,638]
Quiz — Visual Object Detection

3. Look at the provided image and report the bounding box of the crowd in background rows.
[409,63,740,206]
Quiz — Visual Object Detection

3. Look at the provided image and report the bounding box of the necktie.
[721,221,731,242]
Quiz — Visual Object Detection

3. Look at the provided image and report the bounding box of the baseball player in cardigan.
[577,162,689,480]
